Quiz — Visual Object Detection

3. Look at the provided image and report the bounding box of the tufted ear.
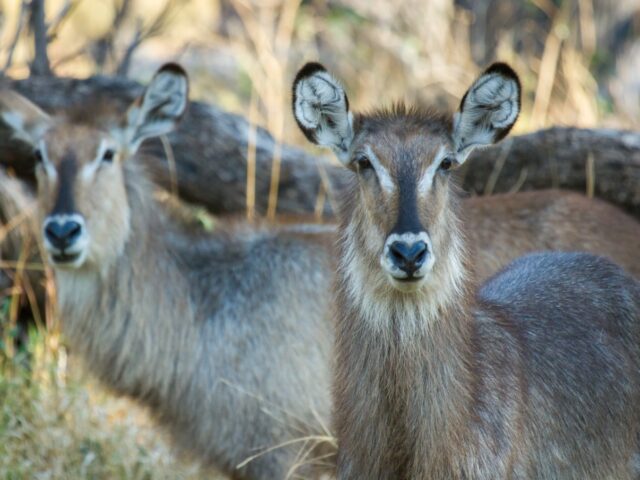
[0,89,52,146]
[452,63,520,164]
[121,63,189,153]
[292,62,354,164]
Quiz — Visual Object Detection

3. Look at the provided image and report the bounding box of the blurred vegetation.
[0,298,216,479]
[0,0,639,477]
[1,1,639,139]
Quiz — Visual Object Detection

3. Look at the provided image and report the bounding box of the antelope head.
[293,62,520,294]
[0,64,189,270]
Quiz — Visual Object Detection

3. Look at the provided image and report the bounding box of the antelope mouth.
[394,275,424,283]
[51,251,81,264]
[389,274,427,293]
[42,214,90,269]
[49,250,86,269]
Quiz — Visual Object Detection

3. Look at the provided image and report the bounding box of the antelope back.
[466,189,640,280]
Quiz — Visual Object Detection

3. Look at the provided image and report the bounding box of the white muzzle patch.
[380,231,435,283]
[42,213,89,268]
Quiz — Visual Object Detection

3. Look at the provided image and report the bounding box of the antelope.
[0,65,337,480]
[2,63,640,480]
[292,62,640,478]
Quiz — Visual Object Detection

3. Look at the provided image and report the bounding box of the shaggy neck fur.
[54,161,199,419]
[334,178,477,478]
[49,159,337,479]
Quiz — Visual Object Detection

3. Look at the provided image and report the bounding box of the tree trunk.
[28,0,52,77]
[1,75,639,220]
[459,128,640,219]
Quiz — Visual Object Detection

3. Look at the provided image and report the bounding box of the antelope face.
[0,64,189,270]
[347,122,455,290]
[34,125,129,268]
[293,62,520,292]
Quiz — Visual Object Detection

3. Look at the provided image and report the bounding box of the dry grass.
[0,301,220,479]
[0,0,638,477]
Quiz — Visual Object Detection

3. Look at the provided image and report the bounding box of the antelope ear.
[122,63,189,153]
[452,63,520,164]
[0,89,52,146]
[292,62,354,164]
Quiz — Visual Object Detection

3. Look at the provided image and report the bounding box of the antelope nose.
[44,219,83,250]
[389,240,428,275]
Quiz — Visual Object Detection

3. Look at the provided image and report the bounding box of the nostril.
[389,242,408,265]
[59,221,82,245]
[45,223,60,241]
[66,222,82,241]
[412,241,428,266]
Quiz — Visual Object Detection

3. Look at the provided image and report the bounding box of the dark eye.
[439,156,455,171]
[102,149,115,163]
[355,155,372,172]
[33,149,43,163]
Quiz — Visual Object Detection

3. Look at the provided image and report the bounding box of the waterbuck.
[2,62,640,480]
[292,61,640,478]
[0,65,337,480]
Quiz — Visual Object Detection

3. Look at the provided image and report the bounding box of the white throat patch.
[340,224,467,344]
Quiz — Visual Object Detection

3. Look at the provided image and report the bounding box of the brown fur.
[465,188,640,280]
[332,106,640,479]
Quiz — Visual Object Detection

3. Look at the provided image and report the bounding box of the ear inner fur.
[291,62,354,162]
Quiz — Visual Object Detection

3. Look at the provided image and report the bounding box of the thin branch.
[115,0,179,77]
[1,0,29,75]
[115,18,144,77]
[91,0,132,71]
[47,0,82,42]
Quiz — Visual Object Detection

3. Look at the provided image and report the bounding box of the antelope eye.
[439,156,455,171]
[102,149,115,163]
[355,155,372,172]
[33,149,43,163]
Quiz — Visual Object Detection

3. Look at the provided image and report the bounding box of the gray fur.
[335,181,640,479]
[327,63,640,478]
[1,68,337,479]
[54,162,336,479]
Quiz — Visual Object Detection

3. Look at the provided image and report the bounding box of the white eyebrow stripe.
[418,145,448,194]
[364,145,395,193]
[38,139,57,179]
[81,139,108,181]
[80,139,107,180]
